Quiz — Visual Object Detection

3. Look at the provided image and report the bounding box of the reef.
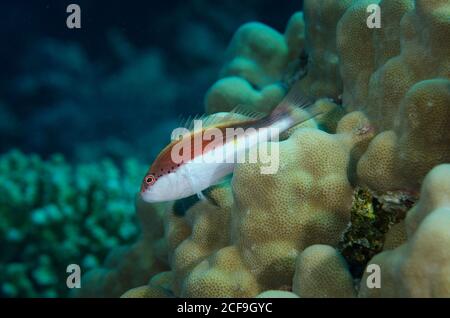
[338,186,415,278]
[80,0,449,298]
[359,164,450,297]
[0,150,144,297]
[73,200,169,298]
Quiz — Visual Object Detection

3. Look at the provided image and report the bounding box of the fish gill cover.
[0,0,450,299]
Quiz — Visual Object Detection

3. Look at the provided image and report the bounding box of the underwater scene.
[0,0,449,300]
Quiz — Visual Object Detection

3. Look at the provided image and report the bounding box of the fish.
[140,85,329,203]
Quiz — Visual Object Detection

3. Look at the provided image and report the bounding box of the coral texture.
[382,221,407,251]
[297,0,353,100]
[256,290,299,298]
[292,245,355,298]
[205,11,306,115]
[164,123,372,297]
[0,150,143,297]
[73,201,169,298]
[359,165,450,297]
[120,271,173,298]
[338,0,450,191]
[100,0,449,298]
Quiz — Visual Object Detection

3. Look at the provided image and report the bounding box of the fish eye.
[145,174,156,185]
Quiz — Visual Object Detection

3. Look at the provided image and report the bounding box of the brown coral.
[359,164,450,297]
[292,245,356,298]
[163,125,368,297]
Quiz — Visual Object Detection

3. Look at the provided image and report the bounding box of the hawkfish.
[140,85,330,203]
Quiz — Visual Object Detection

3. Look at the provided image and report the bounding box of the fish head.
[140,168,193,203]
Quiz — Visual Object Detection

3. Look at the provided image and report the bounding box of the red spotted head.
[139,136,197,203]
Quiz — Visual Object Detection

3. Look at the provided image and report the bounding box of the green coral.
[0,150,144,297]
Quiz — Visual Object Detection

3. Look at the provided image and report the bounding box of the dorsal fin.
[179,115,193,130]
[229,104,266,120]
[177,114,201,131]
[194,104,265,127]
[272,83,313,117]
[185,113,224,131]
[176,107,259,133]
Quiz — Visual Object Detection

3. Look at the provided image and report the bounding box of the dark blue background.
[0,0,302,162]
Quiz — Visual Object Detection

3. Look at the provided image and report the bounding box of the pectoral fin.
[197,189,219,207]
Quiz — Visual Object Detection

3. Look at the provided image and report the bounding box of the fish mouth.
[140,188,162,203]
[140,190,153,202]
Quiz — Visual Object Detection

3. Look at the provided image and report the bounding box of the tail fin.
[259,84,324,131]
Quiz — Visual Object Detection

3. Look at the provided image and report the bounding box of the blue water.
[0,0,301,163]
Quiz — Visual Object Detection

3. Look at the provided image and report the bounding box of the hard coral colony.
[0,151,143,297]
[78,0,449,298]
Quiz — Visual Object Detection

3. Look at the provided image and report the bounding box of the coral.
[0,150,143,297]
[359,165,450,297]
[337,0,414,115]
[337,0,450,191]
[297,0,353,100]
[205,10,306,115]
[338,187,415,277]
[120,272,173,298]
[292,245,355,298]
[284,12,305,61]
[120,286,166,298]
[166,183,243,297]
[73,201,169,298]
[205,77,286,114]
[356,79,450,192]
[256,290,299,298]
[220,22,290,87]
[162,123,374,297]
[382,221,407,251]
[110,0,450,299]
[206,0,450,208]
